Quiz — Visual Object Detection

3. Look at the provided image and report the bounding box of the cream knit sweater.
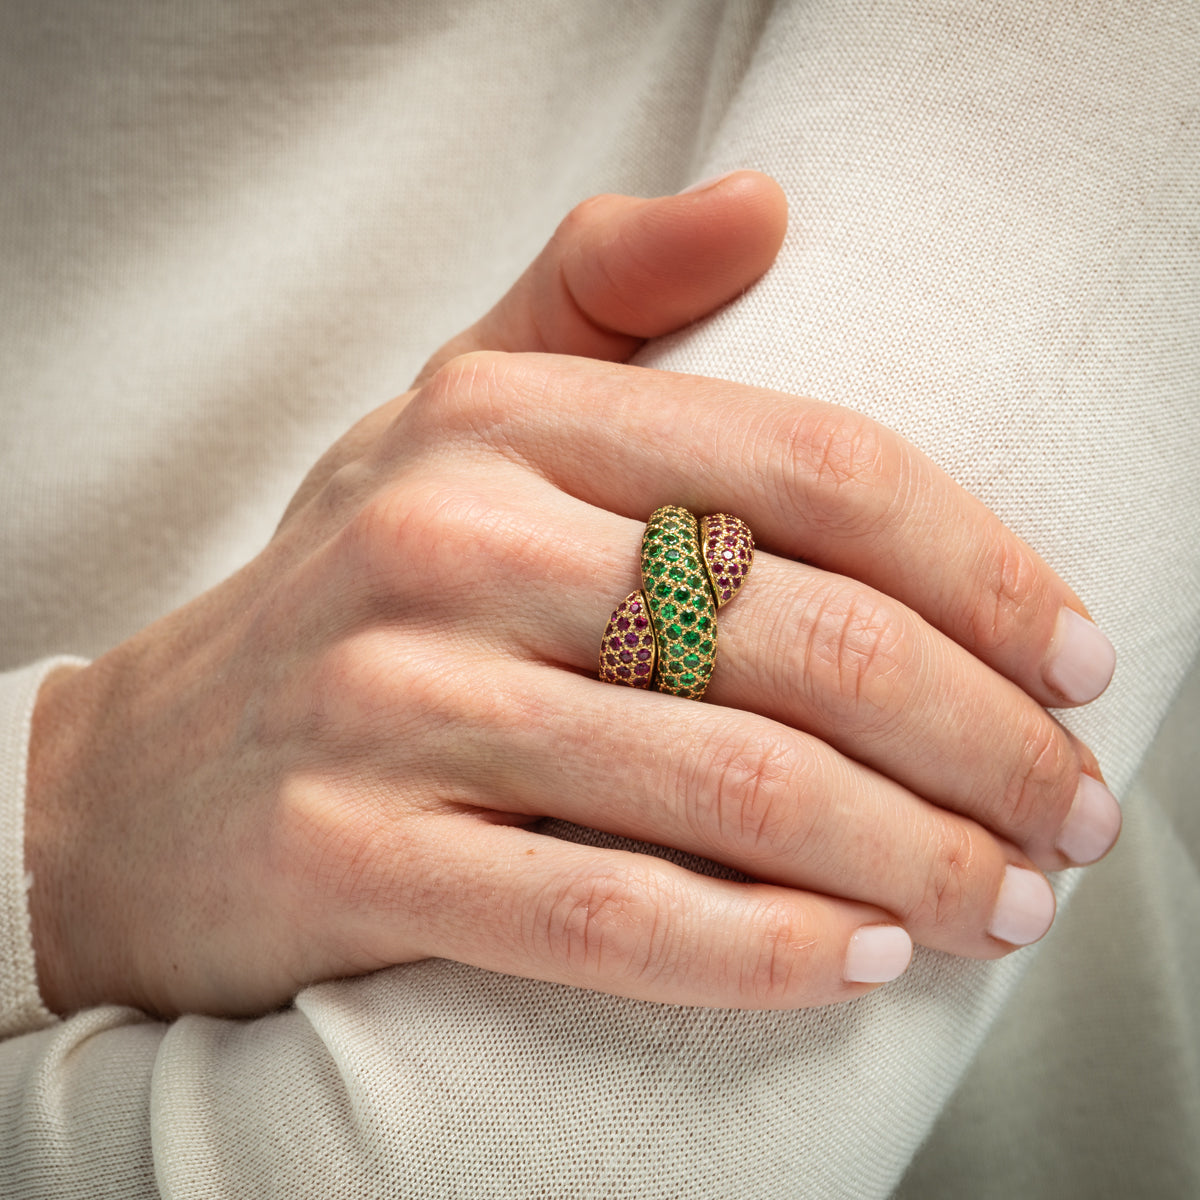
[1,2,1197,1196]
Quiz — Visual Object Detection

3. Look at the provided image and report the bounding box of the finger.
[707,555,1120,870]
[466,663,1057,959]
[390,818,912,1008]
[401,352,1115,711]
[332,462,1117,870]
[413,171,788,386]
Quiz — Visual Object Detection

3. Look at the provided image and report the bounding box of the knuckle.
[536,867,669,984]
[685,733,811,867]
[403,349,520,443]
[798,585,915,730]
[301,627,465,749]
[911,822,981,932]
[739,900,818,1007]
[312,457,375,526]
[341,479,492,595]
[968,534,1044,654]
[304,631,393,736]
[1002,715,1076,838]
[275,774,435,933]
[276,774,381,906]
[776,407,900,539]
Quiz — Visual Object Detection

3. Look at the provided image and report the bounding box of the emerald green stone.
[667,623,682,638]
[683,630,700,646]
[656,583,671,597]
[665,549,680,562]
[674,587,690,602]
[683,654,700,669]
[680,672,697,686]
[678,609,695,626]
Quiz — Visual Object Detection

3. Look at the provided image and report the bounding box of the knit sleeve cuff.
[0,657,88,1040]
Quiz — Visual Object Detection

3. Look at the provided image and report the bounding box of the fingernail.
[1055,774,1122,865]
[988,866,1055,946]
[677,169,740,195]
[1043,608,1116,704]
[844,925,913,983]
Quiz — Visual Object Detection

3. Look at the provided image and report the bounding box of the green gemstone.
[667,623,682,638]
[674,587,690,602]
[697,615,710,631]
[669,567,685,581]
[680,672,697,686]
[700,640,713,654]
[683,654,700,669]
[665,549,680,562]
[683,630,700,646]
[677,610,694,626]
[656,583,671,597]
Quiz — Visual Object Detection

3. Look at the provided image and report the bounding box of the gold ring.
[599,506,753,700]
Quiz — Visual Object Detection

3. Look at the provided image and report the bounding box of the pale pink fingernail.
[1043,608,1116,704]
[844,925,913,983]
[988,866,1055,946]
[677,169,740,195]
[1056,774,1122,865]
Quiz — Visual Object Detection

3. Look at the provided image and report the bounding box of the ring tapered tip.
[599,591,656,687]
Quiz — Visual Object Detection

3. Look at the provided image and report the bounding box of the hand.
[26,173,1118,1018]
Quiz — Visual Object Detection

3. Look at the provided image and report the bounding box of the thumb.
[414,170,788,386]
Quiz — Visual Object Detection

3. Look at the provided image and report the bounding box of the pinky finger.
[407,822,913,1009]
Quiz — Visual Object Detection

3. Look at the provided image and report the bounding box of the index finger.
[401,351,1115,709]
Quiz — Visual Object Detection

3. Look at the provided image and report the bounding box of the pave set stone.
[599,506,754,700]
[597,592,655,688]
[639,506,716,699]
[699,512,753,606]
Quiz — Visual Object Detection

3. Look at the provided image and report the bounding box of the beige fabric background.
[0,1,1196,1196]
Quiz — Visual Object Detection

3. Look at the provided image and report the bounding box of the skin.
[25,172,1113,1019]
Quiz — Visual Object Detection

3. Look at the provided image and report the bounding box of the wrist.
[25,659,128,1015]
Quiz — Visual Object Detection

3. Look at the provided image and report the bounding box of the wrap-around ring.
[598,506,754,700]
